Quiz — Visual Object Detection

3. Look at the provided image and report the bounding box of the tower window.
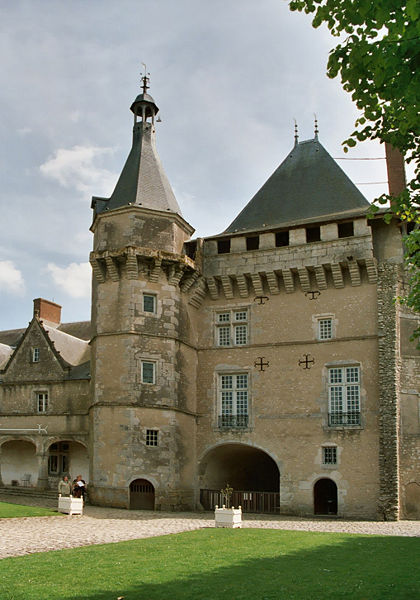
[322,446,337,465]
[217,239,231,254]
[146,430,158,446]
[306,226,321,243]
[141,361,156,384]
[246,236,259,251]
[275,231,289,247]
[338,222,354,238]
[143,294,156,313]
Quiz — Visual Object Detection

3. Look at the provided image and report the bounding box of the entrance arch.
[314,478,338,515]
[199,443,280,513]
[47,440,89,484]
[129,479,155,510]
[1,440,38,486]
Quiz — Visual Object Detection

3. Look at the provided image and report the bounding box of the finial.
[314,113,319,140]
[294,119,299,147]
[141,62,150,94]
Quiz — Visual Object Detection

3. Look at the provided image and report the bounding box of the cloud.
[47,262,91,299]
[40,145,118,197]
[0,261,25,295]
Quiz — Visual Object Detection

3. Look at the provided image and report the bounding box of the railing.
[218,415,249,428]
[200,488,280,513]
[328,412,361,426]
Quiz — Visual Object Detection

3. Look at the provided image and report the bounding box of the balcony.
[328,412,361,426]
[218,414,249,429]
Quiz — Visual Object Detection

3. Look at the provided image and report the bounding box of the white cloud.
[40,145,118,196]
[0,260,25,295]
[47,262,91,299]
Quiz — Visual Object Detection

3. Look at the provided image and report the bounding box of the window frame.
[318,317,333,341]
[322,446,338,465]
[141,360,156,385]
[217,372,249,429]
[36,391,49,413]
[143,293,157,314]
[327,365,361,426]
[145,429,159,447]
[32,347,40,363]
[215,309,249,347]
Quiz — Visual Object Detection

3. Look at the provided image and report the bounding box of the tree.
[289,0,420,344]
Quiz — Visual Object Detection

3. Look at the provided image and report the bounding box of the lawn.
[0,529,419,600]
[0,501,60,519]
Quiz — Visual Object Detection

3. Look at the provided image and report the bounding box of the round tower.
[88,75,200,510]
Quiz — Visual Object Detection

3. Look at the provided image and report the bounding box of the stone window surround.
[214,307,249,347]
[215,369,251,429]
[326,363,362,427]
[32,347,40,363]
[322,445,338,466]
[313,313,336,341]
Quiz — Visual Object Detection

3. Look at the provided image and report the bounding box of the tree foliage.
[289,0,420,343]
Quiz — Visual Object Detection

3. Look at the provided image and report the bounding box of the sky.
[0,0,390,331]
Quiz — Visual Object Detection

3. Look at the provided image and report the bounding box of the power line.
[334,157,385,160]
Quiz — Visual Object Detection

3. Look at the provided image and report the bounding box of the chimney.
[385,142,406,197]
[33,298,62,326]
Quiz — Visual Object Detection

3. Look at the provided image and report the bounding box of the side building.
[0,79,419,519]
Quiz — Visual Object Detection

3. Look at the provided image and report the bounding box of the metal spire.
[141,62,150,94]
[294,119,299,147]
[314,113,319,140]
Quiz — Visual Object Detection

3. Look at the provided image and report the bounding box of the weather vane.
[141,62,150,93]
[314,113,319,139]
[294,118,299,146]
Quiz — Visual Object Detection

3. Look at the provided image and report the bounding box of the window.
[217,239,231,254]
[48,442,69,475]
[216,309,248,346]
[36,392,48,413]
[338,221,354,238]
[322,446,337,465]
[141,361,156,384]
[306,226,321,243]
[146,429,158,446]
[246,236,259,250]
[318,318,333,340]
[218,373,249,428]
[275,231,289,247]
[143,294,156,313]
[328,366,361,426]
[32,348,40,363]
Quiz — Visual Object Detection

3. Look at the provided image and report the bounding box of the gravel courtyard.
[1,494,419,560]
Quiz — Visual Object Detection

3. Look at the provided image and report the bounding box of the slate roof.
[224,138,370,234]
[43,325,90,366]
[92,120,181,217]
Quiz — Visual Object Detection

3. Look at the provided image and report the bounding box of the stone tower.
[88,75,200,509]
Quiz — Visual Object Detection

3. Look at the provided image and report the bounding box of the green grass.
[0,501,60,519]
[0,529,419,599]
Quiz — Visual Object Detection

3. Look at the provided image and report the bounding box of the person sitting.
[58,475,71,496]
[72,474,87,500]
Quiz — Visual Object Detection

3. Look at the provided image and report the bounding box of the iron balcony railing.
[218,414,249,428]
[328,411,361,426]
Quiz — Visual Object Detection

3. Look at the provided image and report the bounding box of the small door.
[314,478,337,515]
[129,479,155,510]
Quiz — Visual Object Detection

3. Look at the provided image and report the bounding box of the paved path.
[1,494,419,559]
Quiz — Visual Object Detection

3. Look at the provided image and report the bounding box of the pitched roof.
[44,325,90,366]
[92,121,181,217]
[224,138,370,234]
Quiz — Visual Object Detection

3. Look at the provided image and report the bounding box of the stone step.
[0,486,57,499]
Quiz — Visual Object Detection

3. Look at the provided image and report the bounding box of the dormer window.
[32,348,40,363]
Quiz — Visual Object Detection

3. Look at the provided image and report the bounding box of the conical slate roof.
[225,138,369,233]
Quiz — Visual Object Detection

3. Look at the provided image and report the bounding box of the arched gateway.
[199,443,280,513]
[314,478,338,515]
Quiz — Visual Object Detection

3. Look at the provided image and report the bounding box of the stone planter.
[214,505,242,528]
[58,495,83,515]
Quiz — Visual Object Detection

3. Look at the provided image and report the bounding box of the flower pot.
[214,505,242,528]
[58,494,83,515]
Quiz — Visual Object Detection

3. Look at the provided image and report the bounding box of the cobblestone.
[1,494,419,559]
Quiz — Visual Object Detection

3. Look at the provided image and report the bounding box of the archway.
[129,479,155,510]
[199,443,280,513]
[314,478,337,515]
[47,440,89,486]
[404,482,420,518]
[1,440,38,487]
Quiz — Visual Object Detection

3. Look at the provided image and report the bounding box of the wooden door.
[314,478,337,515]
